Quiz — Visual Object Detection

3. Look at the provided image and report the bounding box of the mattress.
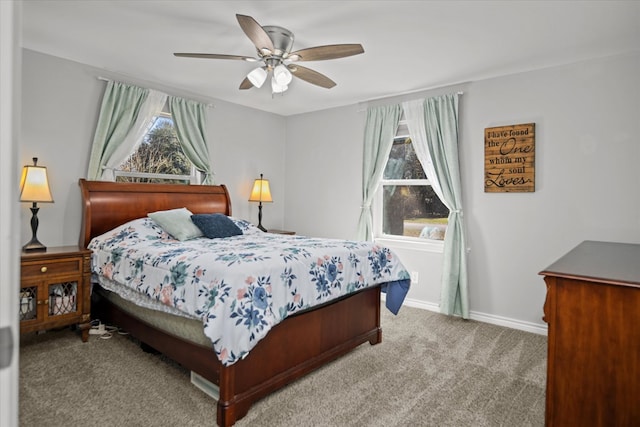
[95,284,211,347]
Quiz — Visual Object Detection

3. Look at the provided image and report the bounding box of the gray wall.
[20,50,288,247]
[21,49,640,331]
[461,53,639,327]
[284,52,640,330]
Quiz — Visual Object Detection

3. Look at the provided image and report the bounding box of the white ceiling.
[21,1,640,116]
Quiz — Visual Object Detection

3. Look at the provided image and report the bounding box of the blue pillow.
[191,214,243,239]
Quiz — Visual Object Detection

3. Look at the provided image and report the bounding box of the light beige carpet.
[19,306,547,426]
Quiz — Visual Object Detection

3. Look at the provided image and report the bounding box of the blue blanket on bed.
[381,279,411,315]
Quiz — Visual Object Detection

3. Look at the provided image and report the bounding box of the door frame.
[0,1,22,426]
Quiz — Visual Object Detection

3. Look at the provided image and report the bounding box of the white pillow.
[148,208,203,241]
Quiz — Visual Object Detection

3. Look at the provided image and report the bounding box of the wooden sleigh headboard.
[78,179,232,248]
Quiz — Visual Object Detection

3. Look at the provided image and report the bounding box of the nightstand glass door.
[19,286,37,321]
[20,280,80,324]
[47,281,78,317]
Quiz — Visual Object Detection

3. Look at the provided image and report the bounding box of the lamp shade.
[19,158,54,203]
[248,175,273,203]
[273,64,293,86]
[247,67,268,88]
[271,77,288,94]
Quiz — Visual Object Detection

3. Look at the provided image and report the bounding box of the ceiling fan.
[174,14,364,94]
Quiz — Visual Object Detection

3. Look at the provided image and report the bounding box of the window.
[115,106,197,184]
[376,121,449,241]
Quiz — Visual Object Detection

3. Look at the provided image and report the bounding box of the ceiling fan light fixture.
[174,14,365,94]
[271,77,288,94]
[273,64,293,86]
[247,67,267,88]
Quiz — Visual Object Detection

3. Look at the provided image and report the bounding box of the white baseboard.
[467,309,548,336]
[389,296,548,336]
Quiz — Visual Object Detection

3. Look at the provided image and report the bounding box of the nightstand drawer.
[21,258,83,278]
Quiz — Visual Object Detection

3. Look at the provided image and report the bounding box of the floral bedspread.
[89,217,410,366]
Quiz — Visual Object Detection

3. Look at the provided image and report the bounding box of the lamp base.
[22,238,47,253]
[256,202,267,232]
[23,203,47,252]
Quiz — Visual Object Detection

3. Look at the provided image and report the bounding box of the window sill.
[374,236,444,253]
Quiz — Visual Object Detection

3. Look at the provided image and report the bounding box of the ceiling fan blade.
[174,53,258,62]
[236,14,275,54]
[288,64,336,89]
[288,44,364,61]
[239,77,254,90]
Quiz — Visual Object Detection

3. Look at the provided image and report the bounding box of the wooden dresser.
[540,241,640,427]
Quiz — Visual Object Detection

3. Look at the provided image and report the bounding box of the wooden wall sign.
[484,123,535,192]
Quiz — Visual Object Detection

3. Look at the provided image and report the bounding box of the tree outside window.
[379,131,449,241]
[116,113,195,184]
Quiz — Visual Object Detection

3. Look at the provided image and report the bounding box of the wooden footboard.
[93,285,381,426]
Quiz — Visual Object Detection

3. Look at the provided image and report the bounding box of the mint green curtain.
[169,96,214,185]
[357,104,402,241]
[87,81,148,180]
[404,94,468,318]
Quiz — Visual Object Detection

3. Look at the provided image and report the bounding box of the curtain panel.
[100,89,167,180]
[87,80,214,183]
[169,96,214,185]
[86,81,150,180]
[357,104,402,241]
[403,94,468,318]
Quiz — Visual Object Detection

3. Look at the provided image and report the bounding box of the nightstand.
[267,229,295,235]
[20,246,92,342]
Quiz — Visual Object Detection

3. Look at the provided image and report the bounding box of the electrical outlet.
[410,271,419,284]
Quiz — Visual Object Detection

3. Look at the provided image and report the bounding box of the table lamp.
[248,173,273,232]
[20,157,54,252]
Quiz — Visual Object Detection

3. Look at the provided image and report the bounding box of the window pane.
[383,137,426,180]
[118,115,192,183]
[382,185,449,240]
[114,176,191,184]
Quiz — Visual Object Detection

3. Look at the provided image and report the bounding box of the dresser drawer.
[21,257,83,278]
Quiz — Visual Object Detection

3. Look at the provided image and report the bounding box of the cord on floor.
[89,319,128,339]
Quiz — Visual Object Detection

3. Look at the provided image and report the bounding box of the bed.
[78,178,409,426]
